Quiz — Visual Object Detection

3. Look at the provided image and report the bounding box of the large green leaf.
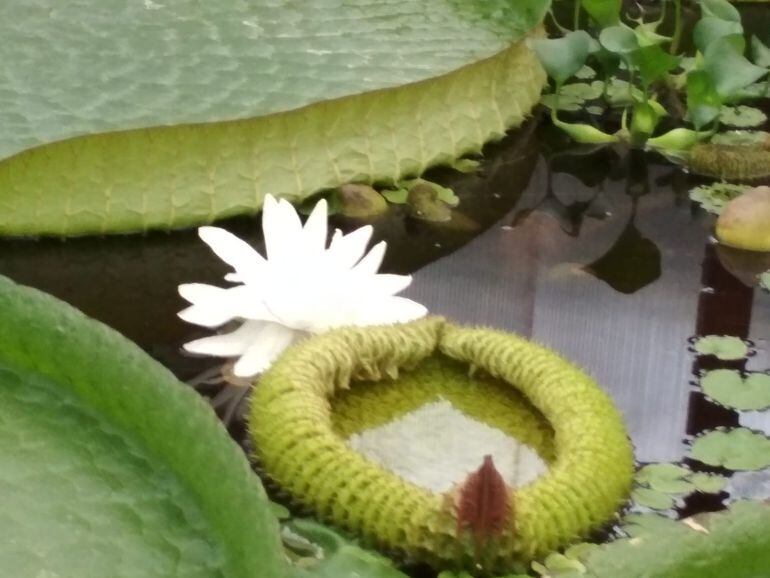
[0,0,549,237]
[556,503,770,578]
[0,274,286,577]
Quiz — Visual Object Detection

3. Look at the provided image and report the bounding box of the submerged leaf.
[701,369,770,411]
[693,335,749,360]
[690,428,770,471]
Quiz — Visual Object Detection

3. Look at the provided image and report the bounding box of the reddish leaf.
[455,455,512,557]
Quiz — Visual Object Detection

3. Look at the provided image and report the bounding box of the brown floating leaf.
[455,455,512,558]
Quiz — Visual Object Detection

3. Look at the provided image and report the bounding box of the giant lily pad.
[0,274,286,577]
[0,0,549,237]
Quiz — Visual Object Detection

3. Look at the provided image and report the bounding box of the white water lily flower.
[179,194,427,377]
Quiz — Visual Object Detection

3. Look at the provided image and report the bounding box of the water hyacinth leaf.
[690,428,770,471]
[632,20,671,48]
[0,0,550,237]
[689,182,750,214]
[701,369,770,411]
[632,487,676,510]
[719,105,768,128]
[699,0,741,22]
[693,335,749,360]
[688,472,728,494]
[599,25,640,57]
[752,36,770,68]
[606,77,645,107]
[693,17,744,54]
[630,45,680,88]
[582,0,621,27]
[630,102,663,143]
[531,30,593,85]
[687,70,723,130]
[704,37,768,100]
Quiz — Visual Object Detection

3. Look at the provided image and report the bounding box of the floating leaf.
[575,65,597,80]
[561,81,605,100]
[532,31,593,85]
[381,189,409,205]
[711,130,770,146]
[693,335,749,360]
[0,0,549,236]
[636,463,694,494]
[690,428,770,471]
[689,182,751,215]
[719,105,768,128]
[632,487,676,510]
[689,472,728,494]
[621,513,682,537]
[701,369,770,411]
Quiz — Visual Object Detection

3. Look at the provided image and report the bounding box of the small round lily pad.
[632,487,677,510]
[690,428,770,471]
[635,463,694,494]
[719,105,768,128]
[701,369,770,411]
[689,472,728,494]
[693,335,749,360]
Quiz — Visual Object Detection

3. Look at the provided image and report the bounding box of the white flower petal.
[178,284,276,327]
[352,240,386,275]
[183,320,270,356]
[301,198,329,253]
[178,283,227,305]
[198,227,266,282]
[178,303,235,328]
[326,225,373,269]
[232,323,301,377]
[366,273,413,296]
[263,195,303,262]
[352,297,427,326]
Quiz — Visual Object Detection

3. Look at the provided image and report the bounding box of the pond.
[0,1,769,577]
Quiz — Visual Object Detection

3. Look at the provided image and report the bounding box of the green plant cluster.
[532,0,769,169]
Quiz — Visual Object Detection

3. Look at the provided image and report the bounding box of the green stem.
[573,0,581,30]
[670,0,682,55]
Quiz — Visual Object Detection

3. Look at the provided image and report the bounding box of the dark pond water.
[0,3,769,574]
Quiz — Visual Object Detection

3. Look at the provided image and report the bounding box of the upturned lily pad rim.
[0,274,286,578]
[251,317,634,571]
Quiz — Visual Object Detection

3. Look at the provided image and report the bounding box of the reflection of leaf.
[701,369,770,411]
[693,335,749,360]
[583,223,662,294]
[690,428,770,471]
[632,488,676,510]
[719,105,768,128]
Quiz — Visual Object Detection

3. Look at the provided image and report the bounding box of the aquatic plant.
[179,194,426,377]
[533,0,770,177]
[0,0,549,237]
[250,318,634,573]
